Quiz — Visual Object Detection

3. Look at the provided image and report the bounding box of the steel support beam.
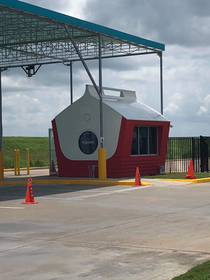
[98,34,106,179]
[0,69,3,180]
[64,25,101,98]
[0,51,158,69]
[0,70,2,151]
[159,52,163,115]
[98,35,103,148]
[70,61,73,104]
[65,25,106,179]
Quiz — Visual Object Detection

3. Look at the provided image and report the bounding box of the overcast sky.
[2,0,210,137]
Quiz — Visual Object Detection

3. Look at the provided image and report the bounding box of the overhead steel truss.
[0,1,164,68]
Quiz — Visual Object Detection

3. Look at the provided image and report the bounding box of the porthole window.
[79,131,98,154]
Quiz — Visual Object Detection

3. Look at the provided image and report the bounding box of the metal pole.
[0,70,2,151]
[99,35,103,148]
[0,70,3,180]
[70,61,73,104]
[159,52,163,115]
[98,35,106,179]
[49,128,51,174]
[65,25,106,178]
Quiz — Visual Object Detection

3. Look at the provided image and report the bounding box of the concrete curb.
[191,178,210,184]
[0,179,152,186]
[4,167,49,172]
[156,178,210,184]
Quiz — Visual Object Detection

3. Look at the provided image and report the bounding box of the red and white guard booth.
[52,85,170,178]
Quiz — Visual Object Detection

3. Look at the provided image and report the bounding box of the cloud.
[164,91,184,116]
[22,0,87,18]
[84,0,210,47]
[2,0,210,138]
[197,94,210,116]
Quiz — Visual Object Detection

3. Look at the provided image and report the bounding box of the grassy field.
[3,137,210,178]
[172,260,210,279]
[3,137,49,169]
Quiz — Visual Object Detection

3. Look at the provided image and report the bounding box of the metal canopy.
[0,0,165,68]
[0,0,165,180]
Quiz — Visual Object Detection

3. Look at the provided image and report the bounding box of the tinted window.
[139,127,148,155]
[131,126,138,155]
[79,131,98,154]
[149,127,157,154]
[131,126,158,155]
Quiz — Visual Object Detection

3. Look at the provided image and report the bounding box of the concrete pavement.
[1,171,210,279]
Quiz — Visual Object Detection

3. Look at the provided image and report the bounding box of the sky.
[2,0,210,137]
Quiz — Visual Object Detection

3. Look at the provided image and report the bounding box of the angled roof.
[86,85,169,122]
[0,0,165,67]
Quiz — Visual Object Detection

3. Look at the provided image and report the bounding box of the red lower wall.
[52,117,170,178]
[106,118,170,177]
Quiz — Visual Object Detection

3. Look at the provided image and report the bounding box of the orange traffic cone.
[185,158,196,179]
[22,178,38,204]
[133,167,142,186]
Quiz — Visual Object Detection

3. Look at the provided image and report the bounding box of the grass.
[3,137,49,169]
[3,137,210,178]
[142,172,210,180]
[172,260,210,279]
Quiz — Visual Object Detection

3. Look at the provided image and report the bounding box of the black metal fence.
[165,136,210,173]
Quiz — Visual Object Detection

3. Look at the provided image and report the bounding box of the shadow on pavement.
[0,182,116,202]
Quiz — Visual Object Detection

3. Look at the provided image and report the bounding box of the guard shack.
[52,85,170,178]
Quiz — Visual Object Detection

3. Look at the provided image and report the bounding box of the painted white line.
[72,192,112,199]
[38,196,84,201]
[39,192,111,201]
[113,185,152,193]
[0,206,25,209]
[39,186,152,201]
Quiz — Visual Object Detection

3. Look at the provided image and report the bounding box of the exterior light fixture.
[21,65,42,78]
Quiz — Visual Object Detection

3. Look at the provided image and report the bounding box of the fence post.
[27,148,30,175]
[192,137,195,170]
[200,136,202,172]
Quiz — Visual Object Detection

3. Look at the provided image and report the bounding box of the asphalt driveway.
[1,179,210,279]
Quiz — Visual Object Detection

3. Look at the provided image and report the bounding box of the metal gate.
[165,136,210,173]
[200,136,210,172]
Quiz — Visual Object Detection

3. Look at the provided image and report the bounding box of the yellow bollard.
[98,148,107,179]
[17,149,20,176]
[0,151,4,180]
[27,148,30,175]
[14,149,17,176]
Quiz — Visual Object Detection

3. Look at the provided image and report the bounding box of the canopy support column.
[99,35,103,148]
[98,34,107,179]
[64,25,106,179]
[70,61,73,104]
[0,69,3,180]
[158,51,164,115]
